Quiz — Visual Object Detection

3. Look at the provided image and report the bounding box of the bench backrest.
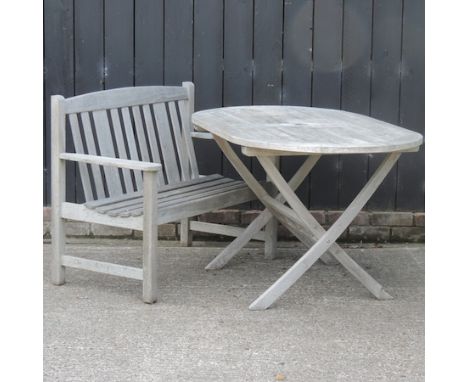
[57,83,199,202]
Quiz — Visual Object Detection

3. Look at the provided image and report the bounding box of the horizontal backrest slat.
[64,86,188,114]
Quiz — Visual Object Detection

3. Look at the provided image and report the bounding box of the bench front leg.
[142,171,159,303]
[51,95,66,285]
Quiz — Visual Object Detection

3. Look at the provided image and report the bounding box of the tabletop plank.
[192,106,423,155]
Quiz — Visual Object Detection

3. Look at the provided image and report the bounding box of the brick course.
[370,211,413,227]
[43,207,424,243]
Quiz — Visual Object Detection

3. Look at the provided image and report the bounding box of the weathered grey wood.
[64,86,188,114]
[60,153,161,172]
[61,202,143,230]
[141,104,163,180]
[131,105,151,163]
[264,156,279,260]
[62,255,143,280]
[51,95,66,285]
[80,112,106,199]
[249,153,401,310]
[242,146,419,157]
[180,218,192,246]
[142,171,159,303]
[191,132,214,140]
[212,136,396,306]
[168,101,191,181]
[156,184,258,224]
[178,100,199,177]
[84,175,223,209]
[190,221,266,242]
[121,106,144,188]
[92,110,124,196]
[182,82,194,123]
[153,103,180,183]
[193,106,423,154]
[205,154,322,270]
[52,84,322,306]
[97,178,243,217]
[68,113,93,201]
[109,108,134,192]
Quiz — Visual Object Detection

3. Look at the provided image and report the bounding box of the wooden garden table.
[192,106,423,310]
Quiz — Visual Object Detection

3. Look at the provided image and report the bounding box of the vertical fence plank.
[310,0,343,210]
[44,0,75,205]
[135,0,164,85]
[251,0,283,205]
[104,0,134,89]
[368,0,403,210]
[282,0,313,205]
[193,0,223,176]
[74,0,104,203]
[253,0,283,105]
[164,0,193,85]
[223,0,254,183]
[75,0,104,94]
[339,0,373,208]
[396,0,425,210]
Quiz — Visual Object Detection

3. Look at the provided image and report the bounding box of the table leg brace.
[205,155,322,270]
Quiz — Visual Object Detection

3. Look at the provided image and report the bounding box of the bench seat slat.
[99,179,245,217]
[94,178,237,215]
[83,177,268,219]
[84,174,223,209]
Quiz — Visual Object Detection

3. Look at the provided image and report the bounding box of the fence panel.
[43,0,425,211]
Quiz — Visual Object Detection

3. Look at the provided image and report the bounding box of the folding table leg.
[249,152,401,310]
[205,154,325,270]
[264,156,279,259]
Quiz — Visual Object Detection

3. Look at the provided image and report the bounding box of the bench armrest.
[59,153,162,172]
[190,131,213,140]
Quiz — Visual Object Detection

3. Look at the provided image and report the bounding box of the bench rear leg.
[180,218,193,246]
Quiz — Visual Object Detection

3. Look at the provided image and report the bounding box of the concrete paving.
[44,239,424,382]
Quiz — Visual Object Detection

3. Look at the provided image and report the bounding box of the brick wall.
[43,207,424,243]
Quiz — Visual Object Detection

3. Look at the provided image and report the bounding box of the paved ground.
[44,239,424,382]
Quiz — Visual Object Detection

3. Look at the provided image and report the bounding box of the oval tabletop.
[192,106,423,154]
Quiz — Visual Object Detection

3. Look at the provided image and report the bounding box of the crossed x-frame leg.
[210,136,401,310]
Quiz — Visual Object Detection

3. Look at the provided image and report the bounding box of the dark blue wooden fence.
[44,0,424,210]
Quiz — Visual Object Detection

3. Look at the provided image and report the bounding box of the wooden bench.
[50,82,274,303]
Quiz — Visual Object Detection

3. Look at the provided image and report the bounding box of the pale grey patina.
[193,105,423,310]
[193,106,423,154]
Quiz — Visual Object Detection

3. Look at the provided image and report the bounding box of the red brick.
[414,213,425,227]
[43,207,51,222]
